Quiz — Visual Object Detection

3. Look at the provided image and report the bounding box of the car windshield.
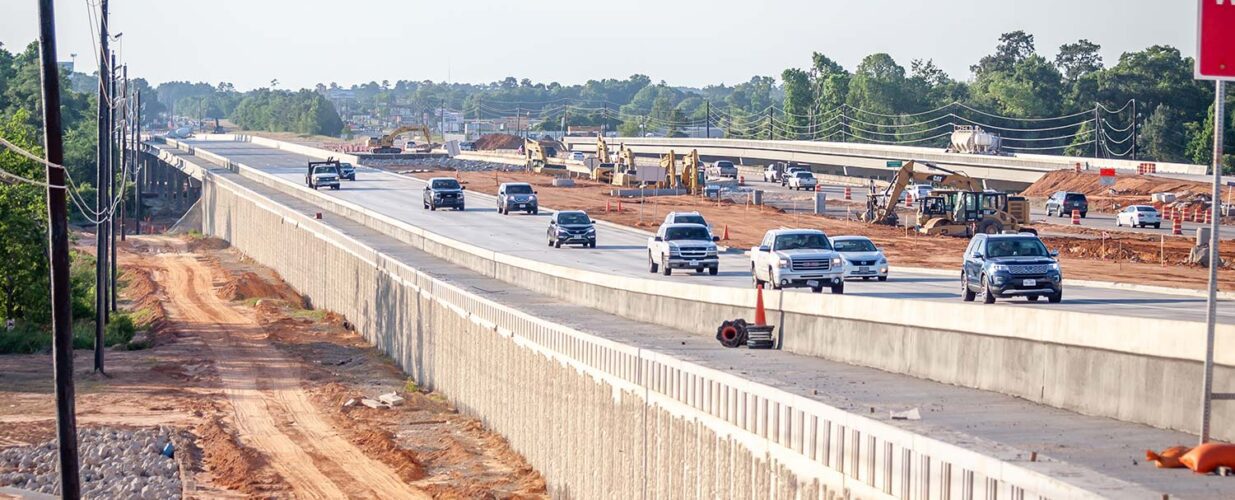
[339,163,353,170]
[431,179,461,189]
[833,239,876,252]
[795,172,812,178]
[557,212,590,225]
[314,166,338,175]
[774,233,831,250]
[1064,194,1086,202]
[1136,206,1157,212]
[985,238,1050,258]
[664,226,711,241]
[505,184,533,194]
[674,215,707,225]
[716,161,734,168]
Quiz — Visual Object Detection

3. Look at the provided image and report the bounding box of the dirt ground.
[1022,169,1232,215]
[424,169,1235,291]
[0,235,545,499]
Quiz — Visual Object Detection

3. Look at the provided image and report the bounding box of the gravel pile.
[383,158,519,172]
[0,427,182,499]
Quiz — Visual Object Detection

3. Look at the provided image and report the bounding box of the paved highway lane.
[186,140,1234,324]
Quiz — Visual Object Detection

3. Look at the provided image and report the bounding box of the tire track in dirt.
[161,253,426,499]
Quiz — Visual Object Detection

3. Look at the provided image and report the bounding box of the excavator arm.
[868,160,979,225]
[596,136,612,165]
[368,124,434,153]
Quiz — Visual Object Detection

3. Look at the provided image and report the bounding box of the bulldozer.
[524,138,567,174]
[366,125,434,154]
[863,160,1033,236]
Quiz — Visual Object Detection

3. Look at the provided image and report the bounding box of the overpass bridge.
[137,134,1234,498]
[561,136,1208,191]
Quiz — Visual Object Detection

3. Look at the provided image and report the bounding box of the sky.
[0,0,1198,91]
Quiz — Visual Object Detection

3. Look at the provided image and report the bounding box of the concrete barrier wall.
[178,135,1235,444]
[177,149,1130,499]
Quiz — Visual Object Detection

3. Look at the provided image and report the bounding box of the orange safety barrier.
[1173,215,1183,235]
[1071,209,1081,225]
[844,187,852,200]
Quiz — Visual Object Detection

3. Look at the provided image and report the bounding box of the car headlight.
[586,227,595,233]
[831,257,842,266]
[990,263,1010,273]
[669,246,680,255]
[778,258,790,268]
[1048,262,1061,272]
[706,248,717,256]
[878,256,888,264]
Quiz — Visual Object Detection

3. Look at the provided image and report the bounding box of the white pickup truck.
[750,229,845,293]
[648,223,720,276]
[787,170,817,191]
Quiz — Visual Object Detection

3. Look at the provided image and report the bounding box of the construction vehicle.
[611,144,639,187]
[524,138,567,173]
[592,136,615,183]
[863,160,1032,236]
[211,117,224,134]
[680,150,702,194]
[366,125,434,154]
[658,150,678,189]
[306,158,342,190]
[948,125,1002,155]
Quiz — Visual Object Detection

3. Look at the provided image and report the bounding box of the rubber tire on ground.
[430,204,437,211]
[457,204,465,211]
[767,268,779,289]
[532,208,539,215]
[1048,291,1063,303]
[1154,222,1161,229]
[982,276,996,304]
[1081,212,1087,218]
[1027,295,1040,302]
[811,284,823,293]
[977,219,1003,235]
[661,255,672,276]
[648,254,659,273]
[547,237,554,247]
[752,265,764,288]
[554,240,562,248]
[962,274,976,302]
[862,276,872,281]
[717,320,741,348]
[694,268,704,274]
[831,281,845,294]
[878,276,888,282]
[709,266,718,276]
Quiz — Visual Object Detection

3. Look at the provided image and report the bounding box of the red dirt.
[435,170,1235,291]
[195,416,287,496]
[474,134,524,150]
[1021,169,1233,214]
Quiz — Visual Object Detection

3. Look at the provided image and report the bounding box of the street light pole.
[1200,80,1225,444]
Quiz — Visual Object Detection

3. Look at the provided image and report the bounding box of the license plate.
[807,280,820,287]
[859,266,870,272]
[689,260,699,267]
[1023,279,1037,287]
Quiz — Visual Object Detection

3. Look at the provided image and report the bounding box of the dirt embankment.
[1021,169,1231,213]
[474,133,524,150]
[432,169,1235,291]
[0,235,547,499]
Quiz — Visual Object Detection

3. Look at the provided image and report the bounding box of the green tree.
[780,68,812,139]
[0,109,50,323]
[1055,39,1103,83]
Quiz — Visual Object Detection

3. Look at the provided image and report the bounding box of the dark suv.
[422,177,465,211]
[338,162,356,181]
[497,182,539,215]
[962,233,1062,304]
[547,210,596,248]
[1045,191,1088,218]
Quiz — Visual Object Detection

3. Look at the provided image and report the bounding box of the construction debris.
[378,392,405,407]
[890,408,922,420]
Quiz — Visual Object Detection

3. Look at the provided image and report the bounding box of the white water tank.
[950,126,1002,155]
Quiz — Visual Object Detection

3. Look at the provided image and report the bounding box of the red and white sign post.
[1099,167,1116,187]
[1196,0,1232,446]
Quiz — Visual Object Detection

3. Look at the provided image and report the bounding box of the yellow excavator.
[611,144,638,187]
[366,125,434,153]
[593,136,615,183]
[863,160,1033,236]
[658,150,677,189]
[680,149,701,194]
[524,138,567,173]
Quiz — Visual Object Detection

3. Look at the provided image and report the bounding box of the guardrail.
[163,138,1145,498]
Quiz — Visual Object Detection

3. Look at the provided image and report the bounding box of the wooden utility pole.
[37,0,82,496]
[93,0,110,373]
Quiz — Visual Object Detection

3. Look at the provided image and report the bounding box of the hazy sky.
[0,0,1197,90]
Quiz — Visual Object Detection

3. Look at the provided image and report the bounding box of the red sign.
[1100,168,1116,177]
[1197,0,1235,80]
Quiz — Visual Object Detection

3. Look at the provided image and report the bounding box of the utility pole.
[94,0,110,373]
[133,91,141,236]
[38,1,82,496]
[1200,80,1226,445]
[766,107,773,140]
[1093,105,1100,158]
[705,100,710,139]
[110,62,122,314]
[1131,99,1138,161]
[119,67,128,242]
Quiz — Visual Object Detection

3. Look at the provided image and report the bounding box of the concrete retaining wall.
[174,135,1235,445]
[177,147,1131,498]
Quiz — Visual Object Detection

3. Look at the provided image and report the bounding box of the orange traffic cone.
[1071,209,1081,225]
[722,225,730,241]
[754,284,767,326]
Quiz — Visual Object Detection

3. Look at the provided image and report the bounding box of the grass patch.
[404,377,419,393]
[0,315,140,354]
[185,229,204,239]
[289,308,328,322]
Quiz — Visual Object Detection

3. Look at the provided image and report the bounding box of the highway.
[186,139,1234,324]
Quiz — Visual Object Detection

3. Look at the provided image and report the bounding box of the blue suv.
[962,233,1062,304]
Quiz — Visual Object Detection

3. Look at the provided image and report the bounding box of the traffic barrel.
[1074,163,1083,173]
[1194,207,1203,223]
[844,187,852,200]
[1173,215,1183,235]
[815,184,822,192]
[1206,208,1213,224]
[906,193,914,208]
[739,175,745,186]
[1071,209,1081,225]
